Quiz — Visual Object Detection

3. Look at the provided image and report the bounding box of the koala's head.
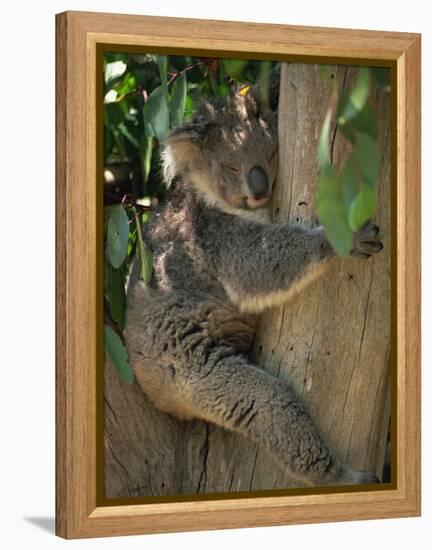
[162,86,278,216]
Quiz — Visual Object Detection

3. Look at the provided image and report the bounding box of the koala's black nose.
[247,166,269,200]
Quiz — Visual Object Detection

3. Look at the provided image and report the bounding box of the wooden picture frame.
[55,11,421,539]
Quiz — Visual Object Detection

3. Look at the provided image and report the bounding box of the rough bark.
[104,62,391,498]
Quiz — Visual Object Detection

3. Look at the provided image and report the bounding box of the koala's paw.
[351,223,383,259]
[350,470,381,484]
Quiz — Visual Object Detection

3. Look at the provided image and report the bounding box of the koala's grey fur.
[125,84,383,487]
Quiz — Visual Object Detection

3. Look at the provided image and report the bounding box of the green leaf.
[350,104,377,139]
[352,132,380,186]
[104,52,129,64]
[117,122,140,149]
[348,184,377,232]
[134,213,153,284]
[316,173,352,257]
[338,68,371,124]
[259,61,272,108]
[104,126,114,158]
[115,72,137,97]
[104,325,134,384]
[216,82,229,97]
[140,136,153,185]
[208,71,218,96]
[143,86,170,142]
[317,110,332,174]
[371,67,390,89]
[318,64,330,81]
[158,55,170,102]
[109,266,126,329]
[350,68,371,110]
[170,72,187,127]
[222,59,248,81]
[104,258,112,303]
[340,158,360,210]
[107,205,130,268]
[105,102,124,127]
[142,211,152,224]
[339,104,377,143]
[184,94,194,120]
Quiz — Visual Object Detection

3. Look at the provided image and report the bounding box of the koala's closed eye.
[223,164,241,173]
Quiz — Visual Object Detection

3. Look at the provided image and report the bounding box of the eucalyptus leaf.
[139,242,153,284]
[217,82,229,97]
[170,73,187,127]
[316,173,352,257]
[107,205,130,268]
[104,325,134,385]
[184,95,194,120]
[115,72,137,97]
[371,67,390,89]
[341,158,360,210]
[140,136,153,184]
[105,102,124,127]
[143,86,170,142]
[349,104,377,139]
[350,68,371,110]
[317,110,332,175]
[259,61,272,108]
[222,59,248,81]
[339,104,377,144]
[104,52,129,64]
[109,266,126,329]
[134,213,153,284]
[348,184,377,232]
[338,68,371,124]
[157,55,170,102]
[318,65,330,81]
[117,122,140,149]
[352,132,380,186]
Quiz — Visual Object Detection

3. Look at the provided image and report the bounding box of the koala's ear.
[163,122,207,187]
[165,126,201,145]
[167,114,215,145]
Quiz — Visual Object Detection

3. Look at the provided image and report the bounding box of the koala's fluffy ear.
[167,114,215,144]
[163,118,211,186]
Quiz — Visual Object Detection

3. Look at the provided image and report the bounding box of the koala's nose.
[247,165,269,200]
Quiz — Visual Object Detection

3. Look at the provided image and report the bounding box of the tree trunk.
[104,62,391,498]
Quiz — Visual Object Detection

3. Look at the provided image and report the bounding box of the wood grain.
[55,11,421,538]
[55,11,68,537]
[253,62,391,484]
[67,10,418,61]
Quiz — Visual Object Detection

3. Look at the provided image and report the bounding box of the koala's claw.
[351,223,383,259]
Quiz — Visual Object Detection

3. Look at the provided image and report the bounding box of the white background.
[0,0,430,547]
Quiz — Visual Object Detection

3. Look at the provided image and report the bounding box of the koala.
[124,84,383,487]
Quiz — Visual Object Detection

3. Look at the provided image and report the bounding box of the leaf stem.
[104,191,152,211]
[133,207,153,284]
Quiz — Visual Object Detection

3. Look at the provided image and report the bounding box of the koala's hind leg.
[175,349,379,487]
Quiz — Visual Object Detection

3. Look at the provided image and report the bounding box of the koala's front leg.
[209,217,382,313]
[175,351,379,487]
[214,222,334,313]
